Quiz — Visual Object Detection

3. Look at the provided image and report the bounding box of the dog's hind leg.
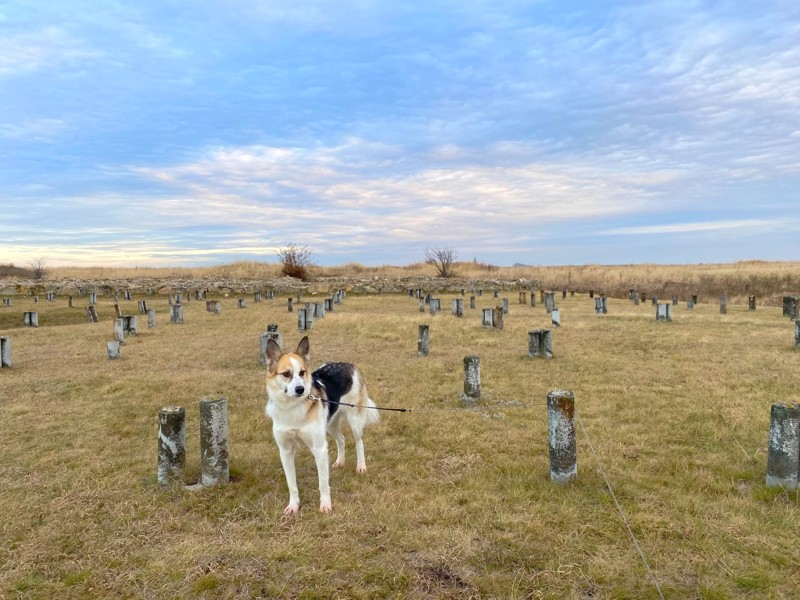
[348,415,368,474]
[327,413,346,469]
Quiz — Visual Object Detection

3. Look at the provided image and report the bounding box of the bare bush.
[277,244,314,280]
[424,246,458,278]
[28,256,48,280]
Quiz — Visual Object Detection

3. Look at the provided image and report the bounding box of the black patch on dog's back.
[312,363,355,421]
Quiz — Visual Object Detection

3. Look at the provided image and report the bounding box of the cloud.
[602,219,796,236]
[0,26,99,76]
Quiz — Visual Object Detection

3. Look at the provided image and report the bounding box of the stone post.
[288,298,294,312]
[89,292,97,304]
[23,311,38,327]
[107,340,121,359]
[298,308,307,332]
[461,356,480,403]
[418,324,429,357]
[748,295,756,311]
[656,303,672,322]
[470,296,476,310]
[314,302,325,319]
[528,330,553,359]
[157,407,186,487]
[502,298,509,314]
[766,403,799,490]
[123,315,137,335]
[548,390,577,484]
[452,298,464,317]
[206,300,221,314]
[720,295,727,315]
[305,306,315,329]
[200,397,230,487]
[0,336,10,367]
[482,308,494,328]
[494,304,504,330]
[148,308,156,329]
[237,298,247,309]
[170,304,183,324]
[86,305,99,323]
[113,318,125,342]
[519,291,527,304]
[551,308,561,327]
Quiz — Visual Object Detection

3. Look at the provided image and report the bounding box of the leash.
[308,394,411,413]
[307,393,549,414]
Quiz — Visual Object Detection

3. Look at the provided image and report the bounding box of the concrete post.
[502,298,509,314]
[298,308,307,332]
[548,390,577,484]
[123,315,137,335]
[148,308,156,329]
[519,291,527,304]
[551,308,561,327]
[418,324,429,357]
[528,330,553,359]
[89,292,97,304]
[113,318,125,342]
[305,306,315,329]
[482,308,494,328]
[470,296,476,310]
[288,298,294,312]
[314,302,325,319]
[237,298,247,309]
[200,397,229,487]
[452,298,464,317]
[692,294,698,305]
[170,304,183,324]
[206,300,221,314]
[107,340,121,359]
[720,295,727,315]
[23,311,38,327]
[656,303,672,322]
[157,406,186,487]
[86,305,99,323]
[0,337,10,367]
[766,403,799,490]
[672,296,678,306]
[494,304,504,330]
[461,356,480,403]
[748,295,756,311]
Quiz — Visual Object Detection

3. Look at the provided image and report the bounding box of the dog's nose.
[294,385,305,395]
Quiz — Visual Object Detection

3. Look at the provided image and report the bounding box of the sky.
[1,0,799,267]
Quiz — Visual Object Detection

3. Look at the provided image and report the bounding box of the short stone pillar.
[562,289,567,300]
[429,299,439,316]
[113,318,125,342]
[551,308,561,327]
[493,290,500,298]
[170,304,183,324]
[305,306,315,329]
[544,291,555,314]
[123,315,137,335]
[494,304,504,330]
[138,300,148,313]
[175,293,183,305]
[157,406,186,487]
[147,308,156,329]
[287,298,294,312]
[107,340,121,359]
[2,298,10,306]
[298,308,308,331]
[748,295,756,311]
[89,292,97,304]
[633,294,640,306]
[547,390,577,484]
[86,305,99,323]
[482,308,495,328]
[519,291,527,304]
[461,356,480,403]
[0,336,11,367]
[452,298,464,317]
[656,303,672,322]
[23,311,38,327]
[501,298,509,315]
[766,403,799,490]
[470,296,476,310]
[206,300,221,314]
[639,292,647,303]
[671,296,678,306]
[687,300,694,310]
[114,303,122,318]
[795,320,800,349]
[528,330,553,359]
[237,298,247,309]
[651,295,657,306]
[589,290,594,299]
[594,298,604,314]
[314,302,325,319]
[720,295,727,315]
[200,397,230,487]
[418,324,430,357]
[530,294,536,308]
[254,292,262,303]
[33,296,39,303]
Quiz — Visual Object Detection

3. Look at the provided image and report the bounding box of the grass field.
[1,288,798,598]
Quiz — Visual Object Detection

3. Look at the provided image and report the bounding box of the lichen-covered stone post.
[502,298,509,315]
[452,298,464,317]
[314,302,325,319]
[547,390,577,484]
[687,300,694,310]
[494,304,504,330]
[89,292,97,304]
[493,290,500,298]
[418,324,429,357]
[170,304,183,324]
[651,295,657,306]
[107,340,121,359]
[594,298,603,314]
[528,330,553,359]
[23,311,38,327]
[551,308,561,327]
[470,296,476,310]
[519,291,527,304]
[114,303,122,318]
[656,303,672,322]
[124,315,138,335]
[720,295,727,315]
[287,298,294,312]
[298,308,308,331]
[766,403,799,490]
[305,306,315,329]
[237,298,247,309]
[86,305,99,323]
[461,356,480,403]
[200,397,230,487]
[482,308,494,328]
[147,308,156,329]
[562,289,567,300]
[634,294,640,306]
[795,320,800,349]
[530,293,536,308]
[157,406,186,487]
[748,295,756,311]
[254,292,262,303]
[0,336,11,368]
[206,300,221,314]
[113,318,125,342]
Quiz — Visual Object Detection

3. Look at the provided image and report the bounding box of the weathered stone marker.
[418,324,429,357]
[687,300,694,310]
[123,315,137,335]
[530,293,536,308]
[528,330,553,359]
[147,308,156,329]
[470,296,476,310]
[2,298,10,306]
[795,320,800,349]
[23,311,38,327]
[452,298,464,317]
[314,302,325,319]
[656,303,672,322]
[551,308,561,327]
[482,308,495,328]
[297,308,308,331]
[633,294,640,306]
[287,298,294,312]
[461,356,480,403]
[206,300,221,314]
[107,340,121,359]
[89,292,97,304]
[519,291,527,304]
[86,305,99,323]
[720,295,727,315]
[254,292,262,303]
[548,390,577,484]
[305,306,315,329]
[0,336,10,368]
[237,298,247,309]
[651,295,658,306]
[114,303,122,318]
[200,397,230,487]
[113,318,125,342]
[494,304,504,330]
[544,291,555,314]
[138,300,148,313]
[748,295,756,311]
[170,304,183,324]
[157,406,186,487]
[766,403,799,491]
[502,298,509,314]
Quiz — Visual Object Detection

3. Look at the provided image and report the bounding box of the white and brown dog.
[265,336,379,514]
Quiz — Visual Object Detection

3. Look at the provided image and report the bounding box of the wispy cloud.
[602,219,795,236]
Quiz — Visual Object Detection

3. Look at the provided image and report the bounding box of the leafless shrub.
[424,246,458,278]
[277,244,314,280]
[28,256,48,280]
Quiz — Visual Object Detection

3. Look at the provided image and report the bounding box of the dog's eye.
[299,370,306,377]
[281,371,292,378]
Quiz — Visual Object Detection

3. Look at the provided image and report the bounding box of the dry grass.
[1,288,799,598]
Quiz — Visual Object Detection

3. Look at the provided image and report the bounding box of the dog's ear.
[266,338,282,369]
[296,336,310,361]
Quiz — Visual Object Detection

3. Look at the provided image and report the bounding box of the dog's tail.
[364,397,381,425]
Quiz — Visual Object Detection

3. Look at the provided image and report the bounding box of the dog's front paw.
[319,499,333,514]
[356,464,367,474]
[283,503,300,515]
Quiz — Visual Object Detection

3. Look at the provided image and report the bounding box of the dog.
[265,335,379,514]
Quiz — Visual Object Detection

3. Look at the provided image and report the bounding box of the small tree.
[28,256,48,280]
[277,244,314,280]
[424,245,458,278]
